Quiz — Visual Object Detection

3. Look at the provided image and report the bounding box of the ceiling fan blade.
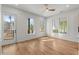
[49,9,55,11]
[43,4,55,12]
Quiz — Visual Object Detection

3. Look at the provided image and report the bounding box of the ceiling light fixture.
[15,4,19,6]
[66,5,70,8]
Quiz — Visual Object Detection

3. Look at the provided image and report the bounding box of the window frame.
[27,17,35,35]
[52,16,68,34]
[40,19,45,32]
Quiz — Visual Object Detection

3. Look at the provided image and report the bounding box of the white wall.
[0,4,2,54]
[2,5,46,45]
[0,5,2,44]
[46,8,79,42]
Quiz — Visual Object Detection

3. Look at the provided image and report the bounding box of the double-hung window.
[27,18,34,34]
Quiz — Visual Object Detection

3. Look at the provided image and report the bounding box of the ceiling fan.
[44,4,55,11]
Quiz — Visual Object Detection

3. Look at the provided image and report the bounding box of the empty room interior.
[0,4,79,55]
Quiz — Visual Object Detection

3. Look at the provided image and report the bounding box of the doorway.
[2,14,16,45]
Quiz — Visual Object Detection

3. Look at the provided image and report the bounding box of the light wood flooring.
[2,37,79,55]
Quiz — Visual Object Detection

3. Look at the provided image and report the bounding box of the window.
[52,19,58,33]
[78,27,79,32]
[40,19,45,32]
[28,18,34,34]
[59,20,67,34]
[52,17,68,34]
[0,15,1,39]
[3,15,15,40]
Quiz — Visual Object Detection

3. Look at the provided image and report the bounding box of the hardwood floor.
[2,37,79,55]
[0,46,2,54]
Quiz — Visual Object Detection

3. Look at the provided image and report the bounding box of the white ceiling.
[4,4,79,17]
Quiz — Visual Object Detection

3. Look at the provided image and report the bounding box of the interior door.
[2,14,16,45]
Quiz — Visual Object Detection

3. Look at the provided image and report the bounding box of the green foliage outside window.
[53,29,58,33]
[40,19,44,32]
[59,20,67,33]
[28,18,34,34]
[30,24,33,33]
[52,19,67,34]
[40,23,44,32]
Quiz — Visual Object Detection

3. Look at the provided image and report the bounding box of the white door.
[2,14,16,45]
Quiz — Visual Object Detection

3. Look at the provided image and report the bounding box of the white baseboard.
[48,34,79,43]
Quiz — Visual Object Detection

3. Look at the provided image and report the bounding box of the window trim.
[27,17,35,35]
